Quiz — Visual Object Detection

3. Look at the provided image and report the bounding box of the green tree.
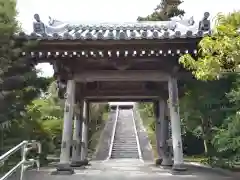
[180,78,234,155]
[137,0,185,21]
[180,11,240,80]
[211,76,240,167]
[0,0,49,124]
[180,11,240,166]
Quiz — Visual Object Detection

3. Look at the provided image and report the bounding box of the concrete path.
[10,159,236,180]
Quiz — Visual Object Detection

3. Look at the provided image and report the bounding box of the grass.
[138,107,208,163]
[88,111,109,157]
[184,155,208,163]
[102,112,109,121]
[138,108,158,158]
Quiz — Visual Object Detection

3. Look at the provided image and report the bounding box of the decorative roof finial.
[48,16,53,26]
[198,12,210,31]
[188,16,195,26]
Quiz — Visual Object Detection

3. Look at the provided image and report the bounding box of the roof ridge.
[17,12,212,40]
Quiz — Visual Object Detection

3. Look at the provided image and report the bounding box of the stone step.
[114,138,136,139]
[110,109,140,159]
[112,150,138,153]
[113,146,137,148]
[111,155,139,158]
[112,152,139,155]
[113,143,137,145]
[111,151,139,154]
[114,136,136,138]
[115,134,136,136]
[113,145,138,147]
[111,148,138,151]
[114,138,137,140]
[111,153,139,155]
[112,147,137,150]
[114,139,137,141]
[113,141,137,143]
[114,139,136,141]
[111,153,139,156]
[111,152,139,156]
[113,144,137,147]
[112,148,138,151]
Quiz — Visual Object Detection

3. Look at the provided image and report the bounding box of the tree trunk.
[201,117,212,156]
[203,137,208,155]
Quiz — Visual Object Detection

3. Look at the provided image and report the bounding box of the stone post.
[53,80,75,175]
[168,76,185,171]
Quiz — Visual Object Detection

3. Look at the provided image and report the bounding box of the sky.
[16,0,240,77]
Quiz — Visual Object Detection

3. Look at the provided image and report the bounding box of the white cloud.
[16,0,240,77]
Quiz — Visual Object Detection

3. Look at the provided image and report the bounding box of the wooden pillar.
[154,100,162,163]
[160,101,172,166]
[155,98,172,166]
[71,100,83,167]
[168,76,185,170]
[54,80,75,174]
[80,100,89,161]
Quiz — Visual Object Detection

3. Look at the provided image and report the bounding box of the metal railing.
[106,106,119,161]
[0,140,41,180]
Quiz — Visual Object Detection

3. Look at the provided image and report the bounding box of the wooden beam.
[87,98,155,102]
[86,57,167,63]
[73,70,170,82]
[85,95,159,100]
[33,38,200,51]
[83,90,164,97]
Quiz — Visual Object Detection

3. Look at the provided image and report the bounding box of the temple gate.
[18,12,211,174]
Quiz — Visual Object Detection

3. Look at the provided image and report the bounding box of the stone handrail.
[106,106,119,160]
[131,109,143,160]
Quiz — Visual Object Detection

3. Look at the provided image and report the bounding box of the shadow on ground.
[2,159,238,180]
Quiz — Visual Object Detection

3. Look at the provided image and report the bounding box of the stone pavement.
[9,159,236,180]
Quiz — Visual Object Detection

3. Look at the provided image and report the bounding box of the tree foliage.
[211,76,240,166]
[137,7,240,167]
[180,78,235,155]
[179,11,240,166]
[137,0,185,21]
[0,79,108,167]
[180,11,240,81]
[0,0,50,123]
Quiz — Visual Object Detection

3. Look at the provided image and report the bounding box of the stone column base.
[155,158,163,165]
[161,158,173,166]
[172,163,187,172]
[70,159,89,167]
[51,163,74,175]
[156,158,173,167]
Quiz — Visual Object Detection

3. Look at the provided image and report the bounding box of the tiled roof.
[21,12,211,40]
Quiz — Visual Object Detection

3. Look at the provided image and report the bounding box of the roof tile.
[19,12,214,40]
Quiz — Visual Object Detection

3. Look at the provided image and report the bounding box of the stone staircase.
[111,109,140,159]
